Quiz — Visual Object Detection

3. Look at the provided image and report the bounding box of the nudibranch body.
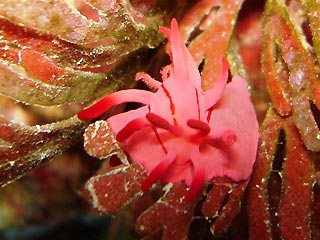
[78,18,259,200]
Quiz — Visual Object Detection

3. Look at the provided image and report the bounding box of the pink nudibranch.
[78,18,259,201]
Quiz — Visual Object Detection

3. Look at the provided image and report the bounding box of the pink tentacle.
[159,26,170,39]
[204,130,237,148]
[187,119,211,134]
[205,58,229,110]
[116,117,149,142]
[185,154,205,201]
[141,151,176,191]
[146,113,180,136]
[164,19,202,89]
[78,89,153,120]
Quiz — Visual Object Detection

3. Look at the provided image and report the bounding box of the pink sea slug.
[78,18,259,201]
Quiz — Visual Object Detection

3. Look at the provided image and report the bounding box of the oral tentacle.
[146,112,180,136]
[185,154,205,201]
[116,117,149,142]
[221,130,238,146]
[141,152,176,191]
[78,89,153,120]
[204,129,237,148]
[187,119,210,134]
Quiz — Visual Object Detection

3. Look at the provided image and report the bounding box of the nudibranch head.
[78,18,259,201]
